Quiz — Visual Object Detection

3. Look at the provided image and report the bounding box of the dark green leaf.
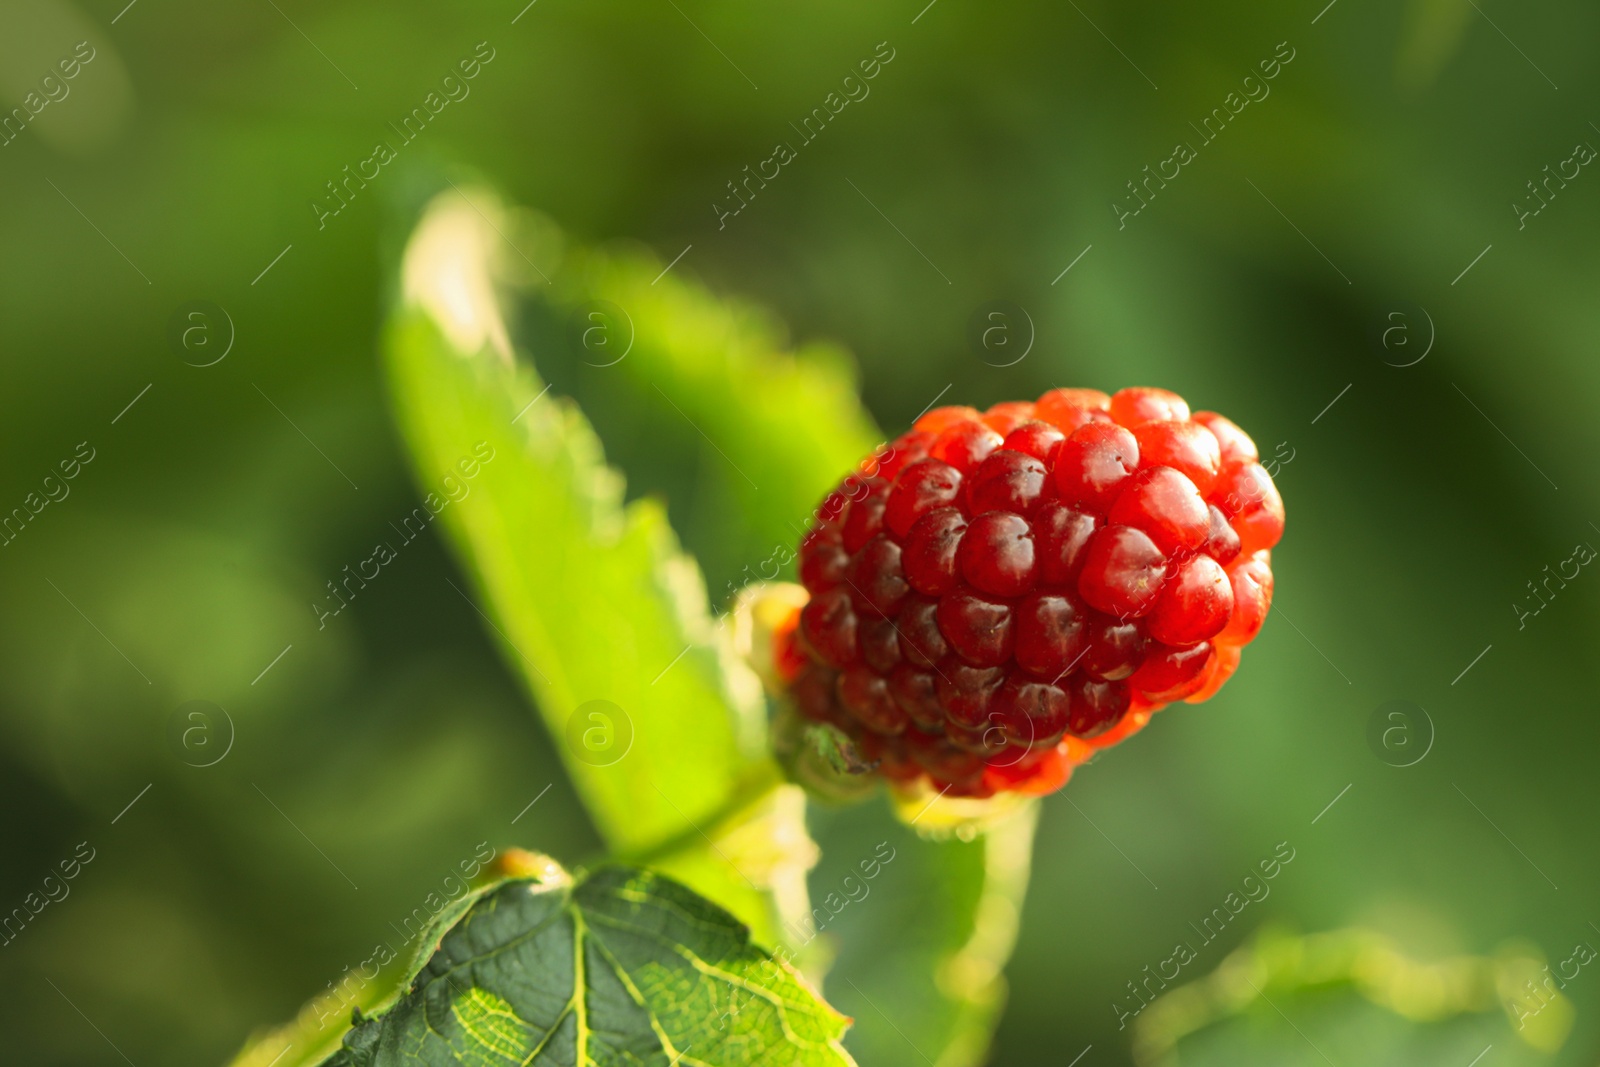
[319,862,856,1067]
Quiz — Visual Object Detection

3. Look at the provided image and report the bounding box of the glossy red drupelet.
[784,387,1282,798]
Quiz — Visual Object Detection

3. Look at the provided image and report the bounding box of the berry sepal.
[770,705,883,805]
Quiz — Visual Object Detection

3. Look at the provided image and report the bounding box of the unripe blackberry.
[783,387,1282,798]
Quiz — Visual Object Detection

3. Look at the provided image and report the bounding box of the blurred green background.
[3,0,1599,1063]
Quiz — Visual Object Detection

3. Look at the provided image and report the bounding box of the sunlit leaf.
[317,859,856,1067]
[385,189,776,860]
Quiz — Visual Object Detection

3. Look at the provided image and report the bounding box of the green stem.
[604,759,787,870]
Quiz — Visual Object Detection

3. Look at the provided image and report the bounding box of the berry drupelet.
[780,387,1282,799]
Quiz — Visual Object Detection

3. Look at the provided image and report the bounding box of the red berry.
[1185,644,1241,704]
[798,526,848,589]
[858,616,902,674]
[906,728,990,793]
[945,720,1007,756]
[967,450,1050,516]
[1213,462,1285,554]
[1130,642,1214,702]
[1218,551,1273,645]
[1110,387,1190,427]
[886,459,963,539]
[1108,466,1210,556]
[915,406,982,433]
[799,588,858,669]
[1035,503,1100,585]
[838,669,907,734]
[816,485,851,525]
[1135,420,1221,494]
[990,677,1068,745]
[985,740,1074,796]
[929,420,1004,473]
[1055,423,1139,512]
[935,663,1005,728]
[1077,525,1168,618]
[1082,613,1147,680]
[902,508,966,595]
[1014,592,1088,680]
[876,430,933,478]
[792,663,838,722]
[1066,675,1130,737]
[1191,411,1258,466]
[846,535,908,617]
[1147,554,1233,645]
[1035,388,1111,432]
[983,401,1037,435]
[1203,504,1242,565]
[889,665,944,728]
[1002,421,1066,462]
[772,612,807,684]
[789,385,1282,797]
[957,511,1037,597]
[937,590,1014,667]
[840,482,887,553]
[895,597,949,667]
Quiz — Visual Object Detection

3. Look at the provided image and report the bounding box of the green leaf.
[383,189,775,857]
[317,860,856,1067]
